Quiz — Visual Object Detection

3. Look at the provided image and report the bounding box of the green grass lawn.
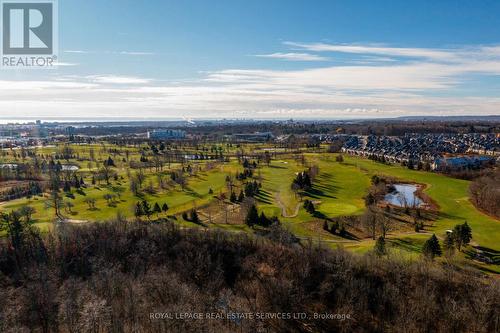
[2,144,498,273]
[343,156,500,252]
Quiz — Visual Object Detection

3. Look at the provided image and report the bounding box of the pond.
[384,184,424,208]
[0,163,18,169]
[61,165,80,171]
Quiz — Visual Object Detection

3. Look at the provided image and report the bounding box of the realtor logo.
[1,0,58,68]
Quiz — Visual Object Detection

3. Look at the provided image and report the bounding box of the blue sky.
[2,0,500,120]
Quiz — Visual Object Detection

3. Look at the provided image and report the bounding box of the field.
[1,143,499,273]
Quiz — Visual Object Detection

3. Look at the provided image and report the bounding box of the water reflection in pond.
[62,165,79,171]
[384,184,423,207]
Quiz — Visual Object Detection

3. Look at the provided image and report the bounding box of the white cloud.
[254,52,328,61]
[2,43,500,119]
[284,42,456,61]
[118,51,155,56]
[63,50,89,54]
[54,62,79,67]
[87,75,152,85]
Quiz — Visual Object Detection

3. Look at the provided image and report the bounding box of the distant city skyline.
[2,0,500,119]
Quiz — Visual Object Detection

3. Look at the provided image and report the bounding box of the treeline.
[0,181,43,202]
[0,217,498,332]
[469,168,500,218]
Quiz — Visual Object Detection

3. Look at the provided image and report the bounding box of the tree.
[303,200,315,214]
[374,236,386,256]
[84,198,96,210]
[46,191,63,218]
[134,202,143,218]
[161,203,169,213]
[64,201,74,214]
[362,207,378,240]
[141,201,151,219]
[129,177,139,196]
[103,194,113,205]
[323,220,329,231]
[444,232,455,257]
[153,203,161,216]
[190,209,200,224]
[237,190,245,202]
[461,222,472,248]
[331,221,339,234]
[452,222,472,251]
[245,204,259,227]
[423,234,442,260]
[230,191,237,203]
[258,212,271,227]
[105,156,115,167]
[18,205,36,223]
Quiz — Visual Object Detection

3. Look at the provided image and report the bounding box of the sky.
[1,0,500,121]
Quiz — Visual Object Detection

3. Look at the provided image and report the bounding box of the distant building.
[147,129,186,140]
[432,156,495,171]
[231,132,274,142]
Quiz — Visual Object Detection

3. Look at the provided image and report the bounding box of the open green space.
[2,143,499,272]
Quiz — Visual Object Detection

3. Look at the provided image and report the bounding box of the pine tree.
[191,209,200,224]
[453,224,464,251]
[153,202,161,215]
[331,221,339,234]
[105,156,115,167]
[141,200,151,219]
[134,202,143,218]
[452,221,472,251]
[161,203,169,213]
[444,232,455,256]
[238,190,245,202]
[423,234,442,260]
[245,204,259,227]
[461,221,472,247]
[374,236,386,256]
[230,191,237,203]
[258,212,271,227]
[323,220,329,231]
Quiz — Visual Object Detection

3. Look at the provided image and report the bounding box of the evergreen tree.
[141,200,151,219]
[444,232,455,256]
[461,221,472,247]
[134,202,143,218]
[258,212,271,227]
[153,202,161,215]
[452,222,472,251]
[423,234,442,260]
[191,209,200,224]
[63,181,71,192]
[323,220,329,231]
[245,204,259,227]
[237,190,245,202]
[331,221,339,234]
[105,156,115,167]
[230,191,237,203]
[161,203,169,213]
[374,236,386,256]
[339,224,346,236]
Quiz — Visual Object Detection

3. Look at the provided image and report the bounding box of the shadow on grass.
[339,231,360,241]
[305,188,335,199]
[388,238,423,253]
